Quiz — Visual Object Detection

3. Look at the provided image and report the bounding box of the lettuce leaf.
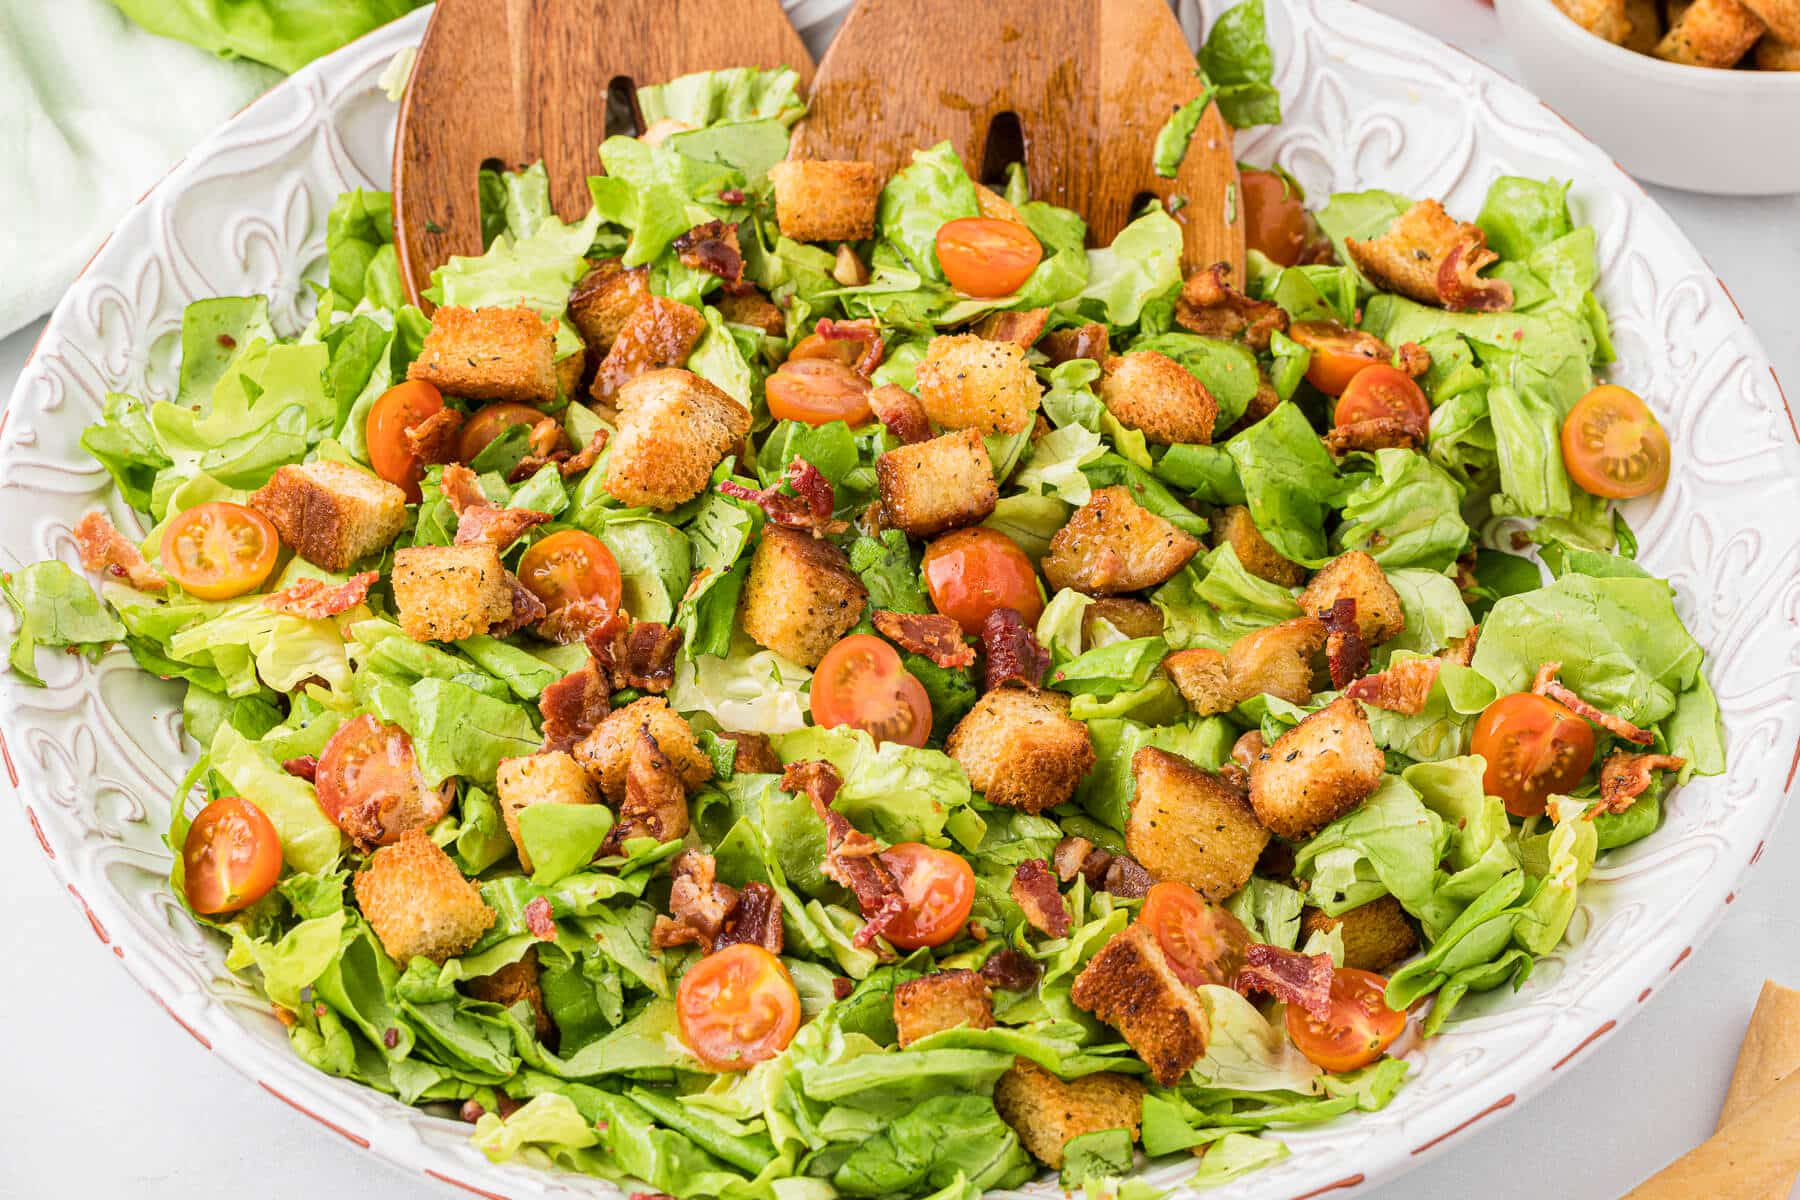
[877,142,982,282]
[108,0,426,73]
[1224,401,1342,565]
[1332,449,1471,571]
[1078,208,1184,326]
[2,561,127,685]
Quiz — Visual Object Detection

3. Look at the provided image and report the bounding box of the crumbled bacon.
[1039,322,1110,365]
[657,850,739,951]
[721,731,782,775]
[1436,240,1514,313]
[715,882,783,954]
[1395,341,1432,378]
[1048,837,1150,897]
[586,613,682,694]
[832,976,855,1000]
[558,428,609,477]
[1346,657,1441,716]
[282,756,319,782]
[490,572,548,637]
[536,597,615,646]
[263,570,378,619]
[440,464,489,514]
[538,658,611,754]
[1053,837,1096,883]
[673,220,743,286]
[1010,860,1070,938]
[872,609,976,669]
[813,318,884,377]
[1101,856,1152,899]
[1325,415,1426,456]
[1175,262,1289,351]
[973,307,1049,348]
[606,732,689,852]
[504,419,577,483]
[1345,199,1513,314]
[979,947,1042,993]
[73,511,163,592]
[1233,943,1334,1021]
[403,407,465,465]
[1220,729,1264,792]
[783,761,903,947]
[717,458,847,536]
[979,607,1050,691]
[523,896,557,941]
[867,384,932,445]
[1443,624,1480,667]
[1320,598,1370,689]
[454,504,552,549]
[1531,662,1655,745]
[1596,751,1687,816]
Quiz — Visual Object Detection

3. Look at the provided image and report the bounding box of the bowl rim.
[1497,0,1800,92]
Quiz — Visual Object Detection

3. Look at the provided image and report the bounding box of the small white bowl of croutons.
[1495,0,1800,194]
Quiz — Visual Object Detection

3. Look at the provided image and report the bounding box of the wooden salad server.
[791,0,1245,277]
[393,0,815,308]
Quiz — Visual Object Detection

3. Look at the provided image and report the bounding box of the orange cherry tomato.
[1560,385,1671,500]
[517,529,623,617]
[921,527,1043,636]
[1290,321,1393,397]
[1140,882,1252,987]
[1470,691,1596,818]
[459,402,544,463]
[676,943,802,1071]
[1242,168,1309,268]
[810,634,933,748]
[766,359,874,427]
[314,714,451,845]
[182,796,283,915]
[1334,364,1431,430]
[159,501,280,601]
[879,842,978,949]
[367,379,445,501]
[1285,967,1406,1073]
[935,217,1043,298]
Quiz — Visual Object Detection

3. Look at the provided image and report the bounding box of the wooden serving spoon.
[791,0,1244,277]
[392,0,815,308]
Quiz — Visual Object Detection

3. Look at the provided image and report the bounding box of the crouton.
[945,687,1095,814]
[407,304,559,403]
[893,969,995,1047]
[1344,200,1513,314]
[465,947,553,1040]
[1098,351,1219,445]
[1225,617,1327,706]
[994,1060,1145,1169]
[495,751,600,873]
[603,368,751,510]
[1248,696,1385,839]
[1127,748,1269,901]
[914,334,1043,435]
[249,461,408,573]
[1298,551,1405,644]
[1213,505,1304,587]
[567,259,649,352]
[554,350,583,400]
[1042,486,1202,596]
[1745,0,1800,42]
[573,696,711,804]
[593,294,709,402]
[390,544,515,642]
[1623,0,1663,50]
[738,526,867,667]
[1302,896,1418,973]
[1164,647,1235,716]
[354,831,494,964]
[1758,32,1800,66]
[1656,0,1765,63]
[1084,597,1165,644]
[714,288,787,337]
[1551,0,1631,40]
[876,429,998,537]
[767,159,882,242]
[1070,923,1210,1085]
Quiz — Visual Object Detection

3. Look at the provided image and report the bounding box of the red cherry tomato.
[879,842,978,949]
[516,529,623,617]
[459,402,544,462]
[1560,385,1671,500]
[935,217,1043,298]
[676,944,802,1071]
[1140,882,1252,987]
[314,714,451,845]
[1334,364,1431,430]
[1290,321,1393,397]
[922,527,1043,636]
[766,359,874,427]
[159,502,280,601]
[1285,967,1406,1073]
[182,796,283,914]
[366,380,445,502]
[1241,168,1309,267]
[810,634,932,748]
[1470,691,1596,818]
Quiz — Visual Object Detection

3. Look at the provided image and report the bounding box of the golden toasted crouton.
[465,947,553,1040]
[914,334,1043,435]
[1623,0,1663,49]
[354,831,494,964]
[573,697,711,804]
[1345,200,1513,314]
[1298,551,1405,644]
[555,351,583,400]
[1248,696,1385,839]
[994,1060,1144,1169]
[593,294,709,402]
[1551,0,1631,40]
[1744,0,1800,41]
[1070,924,1210,1085]
[1084,597,1165,645]
[1164,646,1235,715]
[568,259,649,353]
[408,305,558,403]
[768,159,882,242]
[249,461,408,573]
[714,288,787,337]
[876,429,998,537]
[1127,748,1269,901]
[603,368,750,511]
[1042,486,1202,596]
[1758,32,1800,65]
[738,526,867,667]
[1302,896,1419,973]
[893,969,995,1047]
[1213,505,1304,587]
[946,687,1095,814]
[1099,351,1219,446]
[1657,0,1765,63]
[1225,616,1327,706]
[390,544,515,642]
[495,751,600,873]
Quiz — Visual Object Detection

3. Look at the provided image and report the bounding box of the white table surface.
[2,2,1796,1197]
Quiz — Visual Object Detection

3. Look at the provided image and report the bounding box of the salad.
[5,4,1726,1196]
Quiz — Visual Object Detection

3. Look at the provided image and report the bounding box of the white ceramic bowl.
[1496,0,1800,195]
[3,2,1798,1198]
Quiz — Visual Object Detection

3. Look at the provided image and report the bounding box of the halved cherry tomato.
[766,359,874,427]
[936,217,1043,298]
[810,634,932,748]
[159,501,280,601]
[517,529,622,616]
[459,402,544,463]
[314,714,451,844]
[1291,321,1392,397]
[183,796,283,914]
[1140,882,1252,987]
[1286,967,1406,1073]
[367,379,445,501]
[786,332,865,370]
[1334,364,1431,430]
[922,527,1043,635]
[1242,168,1309,268]
[676,943,802,1070]
[1560,384,1671,500]
[1470,691,1596,818]
[879,842,978,949]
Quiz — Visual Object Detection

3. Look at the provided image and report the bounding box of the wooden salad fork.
[392,0,815,308]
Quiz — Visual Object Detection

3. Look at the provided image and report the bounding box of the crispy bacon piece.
[672,220,743,286]
[1010,859,1071,938]
[832,976,855,1000]
[717,458,847,536]
[538,658,611,754]
[814,318,884,377]
[454,504,552,549]
[263,570,378,619]
[504,419,577,483]
[980,947,1042,993]
[979,607,1050,691]
[657,850,739,951]
[606,732,689,852]
[1596,751,1687,816]
[720,731,782,775]
[586,613,682,694]
[523,896,557,941]
[715,882,783,953]
[1219,729,1265,791]
[1444,624,1480,667]
[867,384,932,445]
[1346,657,1441,716]
[973,307,1050,348]
[1325,415,1426,456]
[440,463,489,514]
[783,760,903,947]
[1395,341,1432,378]
[491,572,548,638]
[1053,836,1096,884]
[1102,856,1152,899]
[73,511,163,592]
[1531,662,1656,745]
[529,417,565,457]
[282,756,319,782]
[535,597,614,646]
[1233,943,1334,1021]
[1047,837,1151,898]
[1175,262,1289,352]
[594,295,708,401]
[558,428,609,477]
[1320,598,1370,689]
[1039,322,1110,365]
[873,609,976,669]
[1345,199,1513,314]
[403,407,465,465]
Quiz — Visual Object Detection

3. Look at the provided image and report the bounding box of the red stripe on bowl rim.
[0,727,19,787]
[25,805,52,858]
[1291,1175,1365,1200]
[68,883,109,944]
[424,1169,514,1200]
[260,1081,371,1148]
[1785,730,1800,789]
[146,989,212,1050]
[1410,1094,1516,1155]
[1552,1019,1617,1069]
[1668,946,1692,972]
